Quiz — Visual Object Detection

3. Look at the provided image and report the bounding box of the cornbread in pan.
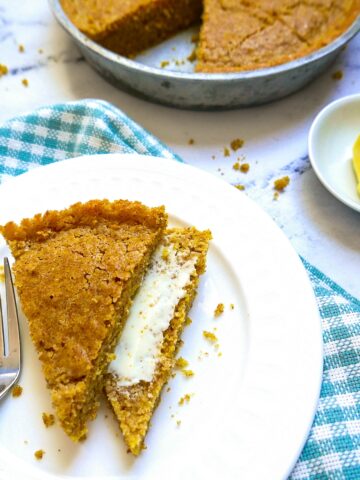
[60,0,202,57]
[196,0,360,72]
[105,227,211,455]
[0,199,167,441]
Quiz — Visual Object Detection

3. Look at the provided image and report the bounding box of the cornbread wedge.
[0,199,167,441]
[61,0,202,57]
[105,227,211,455]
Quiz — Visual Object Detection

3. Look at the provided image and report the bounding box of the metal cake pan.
[50,0,360,110]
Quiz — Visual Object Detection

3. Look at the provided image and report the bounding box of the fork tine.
[0,292,4,358]
[4,258,20,362]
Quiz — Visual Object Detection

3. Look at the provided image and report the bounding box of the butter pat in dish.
[353,134,360,196]
[309,94,360,212]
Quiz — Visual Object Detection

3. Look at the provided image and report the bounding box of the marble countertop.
[0,0,359,298]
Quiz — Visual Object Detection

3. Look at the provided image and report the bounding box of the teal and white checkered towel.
[0,100,359,479]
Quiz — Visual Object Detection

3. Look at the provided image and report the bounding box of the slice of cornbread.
[61,0,203,57]
[105,227,211,455]
[0,199,167,441]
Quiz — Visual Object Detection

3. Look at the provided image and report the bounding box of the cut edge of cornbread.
[61,0,202,58]
[105,227,211,455]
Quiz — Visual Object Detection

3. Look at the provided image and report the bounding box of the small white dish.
[308,94,360,213]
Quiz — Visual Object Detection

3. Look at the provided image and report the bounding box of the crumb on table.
[42,412,55,428]
[214,303,224,317]
[273,191,280,201]
[230,303,234,310]
[185,316,192,326]
[188,138,195,145]
[34,449,45,460]
[274,176,290,191]
[182,369,194,377]
[240,163,250,173]
[21,78,29,87]
[0,64,8,76]
[160,60,169,68]
[18,44,25,53]
[223,147,230,157]
[332,70,343,80]
[230,138,244,151]
[235,184,245,191]
[12,385,23,398]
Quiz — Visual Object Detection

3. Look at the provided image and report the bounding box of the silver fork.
[0,258,21,400]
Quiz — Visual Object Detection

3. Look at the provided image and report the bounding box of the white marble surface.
[0,0,359,298]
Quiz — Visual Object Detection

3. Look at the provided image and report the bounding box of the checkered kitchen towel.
[0,100,359,479]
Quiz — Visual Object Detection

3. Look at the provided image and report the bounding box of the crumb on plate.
[187,48,197,62]
[178,393,192,405]
[203,330,218,342]
[42,412,55,428]
[34,450,45,460]
[214,303,224,317]
[175,357,189,369]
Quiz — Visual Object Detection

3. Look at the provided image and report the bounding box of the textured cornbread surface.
[62,0,359,71]
[105,227,211,455]
[0,199,167,441]
[61,0,202,57]
[196,0,360,72]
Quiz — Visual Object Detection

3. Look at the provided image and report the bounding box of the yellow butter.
[353,134,360,196]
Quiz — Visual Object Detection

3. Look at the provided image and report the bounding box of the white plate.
[0,154,322,480]
[308,93,360,212]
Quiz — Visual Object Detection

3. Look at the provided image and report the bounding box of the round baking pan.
[49,0,360,110]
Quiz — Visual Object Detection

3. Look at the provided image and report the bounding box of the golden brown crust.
[105,227,211,455]
[1,199,167,441]
[196,0,360,72]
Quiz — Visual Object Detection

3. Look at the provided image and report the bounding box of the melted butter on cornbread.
[109,244,197,386]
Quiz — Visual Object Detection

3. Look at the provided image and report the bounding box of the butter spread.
[109,243,197,386]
